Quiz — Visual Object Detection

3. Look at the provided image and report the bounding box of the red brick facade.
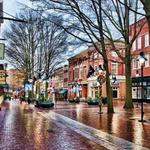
[130,18,150,76]
[130,17,150,99]
[67,43,125,100]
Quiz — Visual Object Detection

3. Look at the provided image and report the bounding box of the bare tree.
[39,16,68,80]
[3,9,41,81]
[31,0,115,113]
[140,0,150,32]
[3,9,68,83]
[102,0,146,108]
[37,16,68,97]
[31,0,146,111]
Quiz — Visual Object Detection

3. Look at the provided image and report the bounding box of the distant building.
[7,69,25,91]
[68,42,126,101]
[130,17,150,99]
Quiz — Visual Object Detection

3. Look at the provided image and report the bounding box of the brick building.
[130,18,150,99]
[7,69,25,91]
[68,43,126,101]
[50,65,68,100]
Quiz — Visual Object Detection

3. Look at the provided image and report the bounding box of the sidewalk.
[0,100,107,150]
[51,100,150,149]
[0,100,9,127]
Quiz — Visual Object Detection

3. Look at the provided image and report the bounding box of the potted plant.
[87,97,98,105]
[35,94,54,108]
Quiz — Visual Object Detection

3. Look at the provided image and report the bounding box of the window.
[83,66,87,79]
[137,37,142,49]
[79,68,82,79]
[132,40,136,51]
[94,65,98,72]
[145,54,149,67]
[112,87,118,98]
[147,88,150,99]
[94,53,98,59]
[144,33,149,47]
[112,51,117,57]
[132,59,137,69]
[111,63,118,74]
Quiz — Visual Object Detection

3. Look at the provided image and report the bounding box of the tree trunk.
[124,48,134,109]
[45,81,48,99]
[104,58,114,113]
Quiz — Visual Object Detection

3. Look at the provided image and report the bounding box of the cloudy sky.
[0,0,30,66]
[1,0,30,30]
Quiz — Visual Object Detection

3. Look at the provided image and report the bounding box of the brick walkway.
[0,100,107,150]
[1,100,150,149]
[52,100,150,149]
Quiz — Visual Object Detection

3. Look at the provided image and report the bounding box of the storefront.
[68,82,86,100]
[132,76,150,101]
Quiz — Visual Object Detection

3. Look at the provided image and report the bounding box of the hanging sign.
[0,43,4,60]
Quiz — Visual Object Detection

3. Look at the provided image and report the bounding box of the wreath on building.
[97,72,106,85]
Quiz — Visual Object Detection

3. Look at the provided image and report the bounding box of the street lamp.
[136,70,140,108]
[138,52,147,122]
[111,74,118,99]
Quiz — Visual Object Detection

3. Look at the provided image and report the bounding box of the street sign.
[0,43,4,60]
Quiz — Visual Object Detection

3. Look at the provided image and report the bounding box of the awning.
[0,84,9,89]
[59,89,68,94]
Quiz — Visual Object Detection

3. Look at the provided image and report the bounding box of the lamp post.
[4,63,7,84]
[136,70,140,108]
[138,52,147,122]
[111,74,118,98]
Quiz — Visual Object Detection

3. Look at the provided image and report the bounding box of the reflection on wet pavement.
[0,101,107,150]
[53,101,150,149]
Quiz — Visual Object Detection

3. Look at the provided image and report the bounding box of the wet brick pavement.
[0,101,107,150]
[53,101,150,149]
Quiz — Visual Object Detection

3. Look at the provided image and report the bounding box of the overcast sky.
[0,0,30,66]
[1,0,30,31]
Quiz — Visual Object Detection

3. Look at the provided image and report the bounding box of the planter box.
[68,97,80,103]
[87,100,98,105]
[87,97,107,105]
[35,100,54,108]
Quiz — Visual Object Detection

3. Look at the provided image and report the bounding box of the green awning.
[59,89,68,94]
[0,84,9,88]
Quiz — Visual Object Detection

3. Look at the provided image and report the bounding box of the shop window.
[112,87,118,98]
[147,88,150,99]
